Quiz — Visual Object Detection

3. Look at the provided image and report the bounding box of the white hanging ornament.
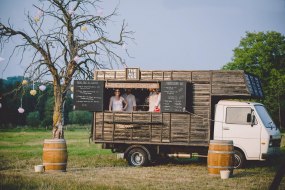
[18,98,25,113]
[18,107,25,113]
[36,10,44,17]
[73,56,80,62]
[97,9,104,16]
[39,85,46,91]
[0,57,5,63]
[68,9,75,15]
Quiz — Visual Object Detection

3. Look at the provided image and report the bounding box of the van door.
[222,106,261,159]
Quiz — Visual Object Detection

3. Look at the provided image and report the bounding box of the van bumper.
[261,148,281,159]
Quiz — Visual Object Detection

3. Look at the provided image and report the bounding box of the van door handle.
[223,127,230,130]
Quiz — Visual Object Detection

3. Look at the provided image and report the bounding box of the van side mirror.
[247,113,256,126]
[251,115,256,126]
[246,113,251,123]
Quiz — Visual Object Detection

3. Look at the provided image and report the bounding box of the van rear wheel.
[127,148,149,166]
[234,149,245,169]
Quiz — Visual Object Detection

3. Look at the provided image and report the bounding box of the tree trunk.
[52,82,65,139]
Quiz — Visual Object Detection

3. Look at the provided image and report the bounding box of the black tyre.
[234,149,245,169]
[127,148,149,166]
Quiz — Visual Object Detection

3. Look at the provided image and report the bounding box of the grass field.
[0,126,284,190]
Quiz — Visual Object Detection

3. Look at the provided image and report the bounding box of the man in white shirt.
[122,89,137,112]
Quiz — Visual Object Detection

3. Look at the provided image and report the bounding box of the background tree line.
[0,76,91,128]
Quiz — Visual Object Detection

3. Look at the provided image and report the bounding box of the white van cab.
[214,100,282,168]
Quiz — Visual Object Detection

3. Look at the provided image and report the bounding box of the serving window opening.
[104,81,190,113]
[104,82,161,112]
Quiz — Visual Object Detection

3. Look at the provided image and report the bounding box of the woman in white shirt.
[109,89,128,111]
[148,88,161,112]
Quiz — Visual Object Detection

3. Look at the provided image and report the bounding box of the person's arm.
[132,95,137,111]
[109,97,113,111]
[122,97,128,111]
[155,93,161,107]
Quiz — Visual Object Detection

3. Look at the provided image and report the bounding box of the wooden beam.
[105,82,159,89]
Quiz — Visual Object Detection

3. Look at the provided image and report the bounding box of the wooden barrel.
[207,140,234,175]
[43,139,67,172]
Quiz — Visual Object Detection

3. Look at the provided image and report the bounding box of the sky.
[0,0,285,79]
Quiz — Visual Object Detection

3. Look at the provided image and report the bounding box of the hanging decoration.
[68,9,75,15]
[81,25,88,32]
[30,81,37,96]
[18,98,25,113]
[34,10,43,22]
[18,107,25,113]
[39,84,46,91]
[22,80,28,85]
[97,9,104,16]
[30,89,37,96]
[73,55,80,62]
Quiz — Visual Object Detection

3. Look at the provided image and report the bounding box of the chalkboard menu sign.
[74,80,104,111]
[161,81,188,112]
[245,74,263,98]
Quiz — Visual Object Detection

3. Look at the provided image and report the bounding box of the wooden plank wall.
[93,70,249,146]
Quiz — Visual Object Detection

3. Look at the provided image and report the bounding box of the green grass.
[0,127,284,190]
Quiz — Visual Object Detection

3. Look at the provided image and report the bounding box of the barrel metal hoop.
[43,148,67,151]
[44,140,66,143]
[208,150,235,154]
[208,165,234,169]
[43,163,67,166]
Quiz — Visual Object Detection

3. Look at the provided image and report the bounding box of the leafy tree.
[41,97,54,127]
[223,31,285,129]
[27,111,41,127]
[0,0,133,138]
[0,77,27,126]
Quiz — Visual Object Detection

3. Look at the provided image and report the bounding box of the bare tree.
[0,0,133,138]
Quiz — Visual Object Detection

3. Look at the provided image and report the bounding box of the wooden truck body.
[74,69,281,167]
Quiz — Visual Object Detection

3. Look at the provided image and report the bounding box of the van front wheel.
[234,149,245,169]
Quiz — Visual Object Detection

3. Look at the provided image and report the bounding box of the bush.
[26,111,40,127]
[68,111,92,125]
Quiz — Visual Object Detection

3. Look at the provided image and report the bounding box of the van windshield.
[254,105,276,129]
